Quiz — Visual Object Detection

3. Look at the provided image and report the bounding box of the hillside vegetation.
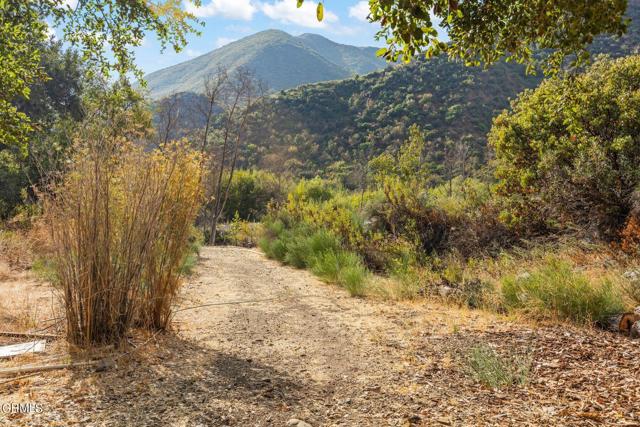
[241,1,640,177]
[258,57,640,319]
[143,30,387,99]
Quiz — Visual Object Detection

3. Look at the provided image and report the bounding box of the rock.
[286,419,312,427]
[438,285,454,298]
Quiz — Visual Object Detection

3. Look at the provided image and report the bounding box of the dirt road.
[2,246,640,426]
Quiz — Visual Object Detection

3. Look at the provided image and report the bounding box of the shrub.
[222,169,287,221]
[45,138,202,346]
[501,258,625,324]
[466,344,532,389]
[260,213,368,296]
[217,212,262,247]
[289,177,335,203]
[490,56,640,238]
[283,233,313,268]
[259,218,288,260]
[338,263,368,297]
[310,250,367,296]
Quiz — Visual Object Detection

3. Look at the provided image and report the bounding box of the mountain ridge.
[143,30,387,99]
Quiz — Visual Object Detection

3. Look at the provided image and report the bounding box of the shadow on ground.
[60,332,310,425]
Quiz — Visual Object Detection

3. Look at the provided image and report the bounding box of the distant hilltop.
[143,29,388,99]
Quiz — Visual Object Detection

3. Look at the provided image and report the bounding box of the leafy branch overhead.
[303,0,630,72]
[1,0,202,151]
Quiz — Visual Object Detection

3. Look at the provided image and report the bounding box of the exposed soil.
[1,246,640,426]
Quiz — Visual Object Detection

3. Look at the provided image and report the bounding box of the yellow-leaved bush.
[45,138,203,347]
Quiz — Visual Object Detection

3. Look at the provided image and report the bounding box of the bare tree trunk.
[205,68,264,245]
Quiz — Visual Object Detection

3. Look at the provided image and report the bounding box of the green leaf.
[316,2,324,21]
[297,0,303,8]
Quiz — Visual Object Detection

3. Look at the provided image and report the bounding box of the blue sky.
[51,0,447,76]
[130,0,383,75]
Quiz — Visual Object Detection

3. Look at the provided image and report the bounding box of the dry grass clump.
[45,137,202,347]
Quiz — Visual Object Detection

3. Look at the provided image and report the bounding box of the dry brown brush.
[45,136,202,347]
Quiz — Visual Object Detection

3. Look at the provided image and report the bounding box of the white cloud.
[63,0,78,8]
[261,0,337,29]
[216,37,238,48]
[348,1,369,22]
[184,0,256,20]
[185,48,203,58]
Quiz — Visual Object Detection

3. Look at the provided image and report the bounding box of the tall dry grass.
[137,145,203,330]
[45,137,202,347]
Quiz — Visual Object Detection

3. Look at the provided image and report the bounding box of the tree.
[0,1,48,151]
[306,0,629,72]
[0,40,86,218]
[0,0,201,152]
[196,68,265,244]
[489,55,640,238]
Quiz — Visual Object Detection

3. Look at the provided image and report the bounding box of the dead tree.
[155,93,182,146]
[197,67,229,153]
[199,67,265,244]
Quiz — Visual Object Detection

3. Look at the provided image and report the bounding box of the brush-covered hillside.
[241,0,640,176]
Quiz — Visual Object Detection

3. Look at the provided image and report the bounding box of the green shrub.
[283,236,312,268]
[310,250,342,281]
[290,177,335,203]
[311,250,367,296]
[338,263,368,297]
[466,344,532,389]
[262,237,287,261]
[260,210,369,296]
[222,169,287,221]
[307,228,341,255]
[501,258,625,324]
[490,56,640,236]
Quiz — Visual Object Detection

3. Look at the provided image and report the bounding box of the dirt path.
[2,246,640,426]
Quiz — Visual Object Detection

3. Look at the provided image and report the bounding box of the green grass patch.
[260,218,368,296]
[501,257,625,324]
[466,344,532,389]
[31,256,58,283]
[310,250,368,296]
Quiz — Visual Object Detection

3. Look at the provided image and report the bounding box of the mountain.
[143,30,387,99]
[239,1,640,177]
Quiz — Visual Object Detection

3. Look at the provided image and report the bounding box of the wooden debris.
[0,340,46,358]
[0,358,113,377]
[631,321,640,339]
[0,331,60,339]
[597,307,640,336]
